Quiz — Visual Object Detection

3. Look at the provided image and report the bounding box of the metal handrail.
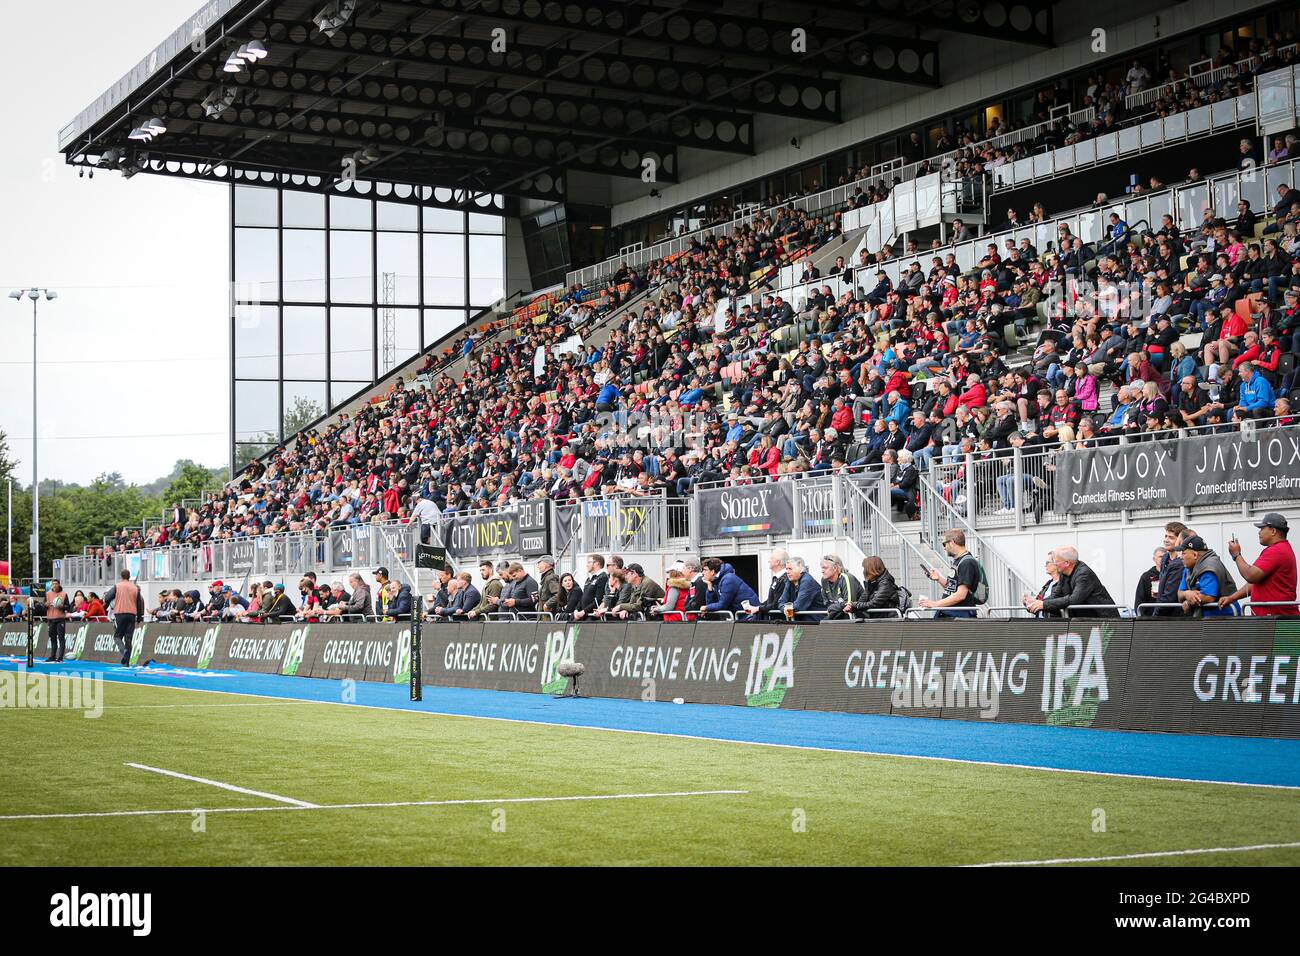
[984,605,1036,617]
[1137,602,1186,615]
[851,608,904,619]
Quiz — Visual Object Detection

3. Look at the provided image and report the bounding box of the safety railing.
[876,153,1300,288]
[995,88,1258,192]
[924,415,1300,531]
[1120,46,1297,111]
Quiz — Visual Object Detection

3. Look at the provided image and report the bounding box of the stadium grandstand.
[7,0,1300,876]
[51,0,1300,620]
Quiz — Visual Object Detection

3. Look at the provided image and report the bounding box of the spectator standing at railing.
[858,557,900,617]
[260,584,296,623]
[652,567,692,621]
[500,564,538,616]
[326,573,370,621]
[378,580,413,622]
[1134,548,1167,616]
[149,589,176,622]
[81,592,107,622]
[571,554,607,621]
[694,558,754,619]
[919,529,983,619]
[1219,514,1297,616]
[537,557,561,615]
[1027,547,1118,618]
[431,574,470,621]
[613,565,664,620]
[740,549,789,621]
[1024,552,1064,619]
[820,555,865,621]
[780,557,827,622]
[1176,535,1240,618]
[430,567,454,612]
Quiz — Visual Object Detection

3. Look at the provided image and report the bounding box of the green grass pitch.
[2,678,1298,866]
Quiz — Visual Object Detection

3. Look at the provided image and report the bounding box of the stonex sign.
[1056,423,1300,515]
[697,483,795,538]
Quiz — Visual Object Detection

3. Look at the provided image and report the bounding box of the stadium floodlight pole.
[8,288,55,584]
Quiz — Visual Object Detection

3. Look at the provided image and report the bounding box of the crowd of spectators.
[76,39,1300,570]
[84,146,1300,565]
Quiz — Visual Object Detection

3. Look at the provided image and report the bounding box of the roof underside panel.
[59,0,1051,210]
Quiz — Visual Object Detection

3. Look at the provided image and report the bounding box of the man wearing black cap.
[1218,514,1298,616]
[1176,536,1240,617]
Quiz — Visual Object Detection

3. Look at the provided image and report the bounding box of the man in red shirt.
[1220,513,1298,616]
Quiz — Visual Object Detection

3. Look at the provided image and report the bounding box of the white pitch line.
[965,840,1300,867]
[0,789,748,822]
[109,702,301,710]
[8,665,1300,792]
[125,763,320,808]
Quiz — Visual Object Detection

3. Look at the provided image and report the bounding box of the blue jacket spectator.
[1235,366,1274,418]
[884,396,911,427]
[702,560,759,614]
[384,582,413,619]
[1177,536,1241,617]
[596,383,620,409]
[783,562,829,618]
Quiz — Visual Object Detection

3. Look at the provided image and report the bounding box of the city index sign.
[447,513,515,558]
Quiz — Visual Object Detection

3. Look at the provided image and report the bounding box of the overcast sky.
[0,0,228,487]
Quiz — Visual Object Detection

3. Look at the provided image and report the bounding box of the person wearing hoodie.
[781,557,828,621]
[179,589,205,622]
[701,558,760,616]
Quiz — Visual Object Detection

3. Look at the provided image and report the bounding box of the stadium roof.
[59,0,1055,212]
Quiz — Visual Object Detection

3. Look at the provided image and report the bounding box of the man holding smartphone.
[918,529,982,619]
[1219,514,1298,616]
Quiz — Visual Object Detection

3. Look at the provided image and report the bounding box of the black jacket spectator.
[578,571,608,613]
[1042,560,1119,617]
[861,571,900,615]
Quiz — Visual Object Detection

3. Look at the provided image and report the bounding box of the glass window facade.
[231,183,505,471]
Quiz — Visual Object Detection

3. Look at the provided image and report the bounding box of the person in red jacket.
[829,398,854,434]
[1203,304,1249,368]
[382,481,402,517]
[957,373,987,410]
[883,364,912,402]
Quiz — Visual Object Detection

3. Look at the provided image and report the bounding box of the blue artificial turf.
[6,656,1299,790]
